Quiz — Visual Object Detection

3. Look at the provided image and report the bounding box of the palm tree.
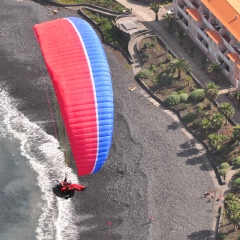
[162,13,177,30]
[231,124,240,145]
[208,133,227,152]
[200,118,211,134]
[201,57,208,70]
[226,200,240,231]
[218,102,235,125]
[150,2,162,21]
[175,28,187,45]
[185,75,192,86]
[204,82,219,109]
[207,62,224,81]
[168,58,191,79]
[211,112,225,135]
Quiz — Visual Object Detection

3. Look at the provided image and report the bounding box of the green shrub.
[190,89,205,101]
[215,155,227,165]
[196,103,203,113]
[148,63,157,72]
[219,162,230,169]
[137,69,153,79]
[233,178,240,187]
[161,64,167,71]
[143,42,151,49]
[165,94,181,106]
[178,90,185,94]
[219,168,228,177]
[236,169,240,177]
[191,119,200,129]
[150,42,156,47]
[232,156,240,167]
[217,232,227,240]
[179,93,188,102]
[175,103,188,111]
[159,72,175,86]
[150,36,157,42]
[142,53,150,60]
[157,62,163,68]
[165,54,173,63]
[182,112,197,124]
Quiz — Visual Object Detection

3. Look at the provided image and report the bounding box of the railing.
[177,5,189,20]
[197,28,208,42]
[201,15,215,30]
[185,0,194,9]
[195,36,208,53]
[181,21,188,30]
[225,41,235,52]
[218,51,231,66]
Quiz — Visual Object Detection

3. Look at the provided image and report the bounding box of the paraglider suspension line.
[43,78,59,139]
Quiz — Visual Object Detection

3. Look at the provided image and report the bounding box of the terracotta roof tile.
[202,0,240,41]
[227,53,240,62]
[205,30,223,44]
[185,8,202,22]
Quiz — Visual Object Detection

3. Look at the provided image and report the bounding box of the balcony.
[233,45,240,55]
[181,20,188,30]
[218,51,230,66]
[185,0,199,10]
[195,36,208,53]
[192,2,199,10]
[222,35,230,43]
[213,24,221,32]
[178,2,187,9]
[197,28,208,42]
[177,4,189,20]
[202,12,209,21]
[223,64,230,73]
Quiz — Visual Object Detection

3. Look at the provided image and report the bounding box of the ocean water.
[0,87,81,240]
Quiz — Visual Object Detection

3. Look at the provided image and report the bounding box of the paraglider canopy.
[34,17,114,176]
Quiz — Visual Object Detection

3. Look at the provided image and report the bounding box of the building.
[173,0,240,89]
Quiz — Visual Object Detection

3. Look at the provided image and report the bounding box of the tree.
[207,62,224,81]
[150,2,162,21]
[211,112,225,135]
[225,198,240,231]
[204,82,219,109]
[168,58,191,79]
[200,118,211,134]
[175,28,187,45]
[201,57,208,70]
[218,102,234,125]
[185,75,192,86]
[232,124,240,144]
[208,133,228,152]
[162,13,178,30]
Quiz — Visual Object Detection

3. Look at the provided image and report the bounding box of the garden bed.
[138,36,240,177]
